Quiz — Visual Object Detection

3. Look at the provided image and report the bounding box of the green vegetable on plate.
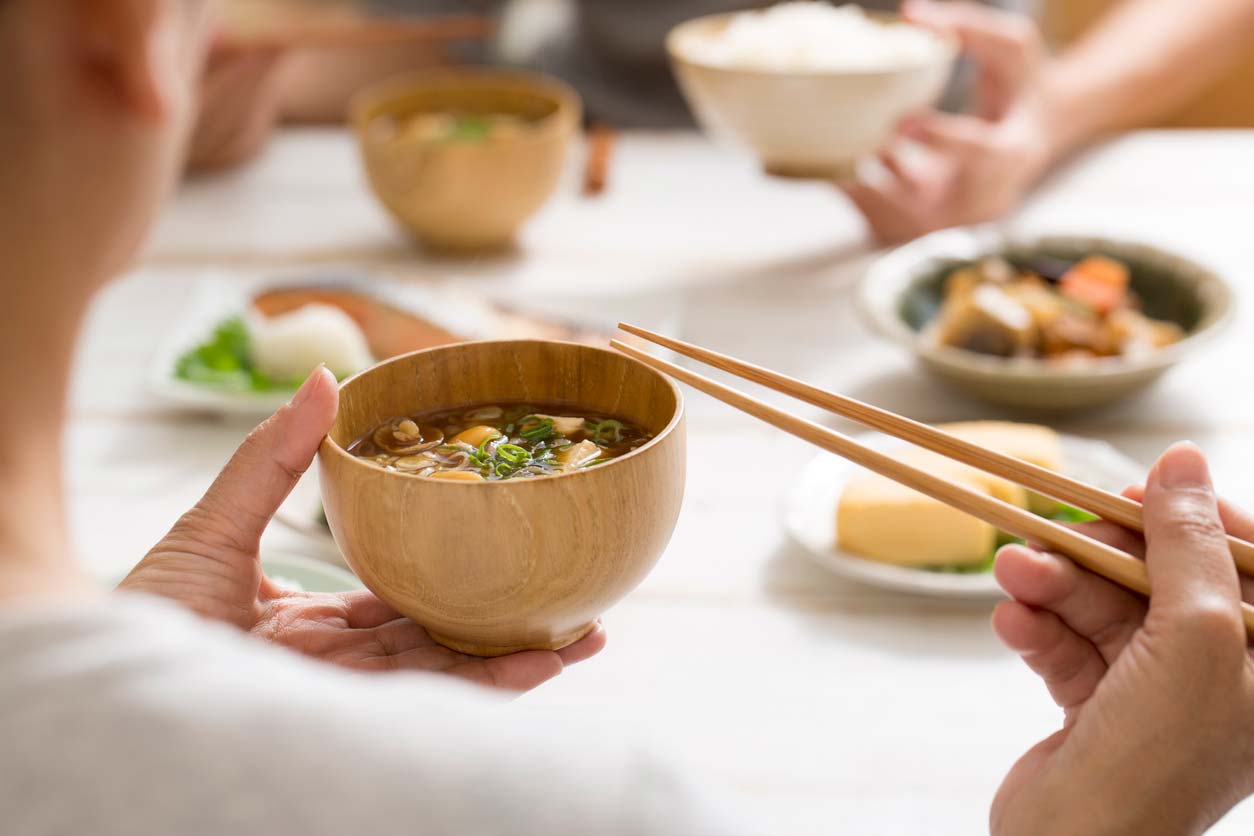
[173,316,322,394]
[926,503,1098,575]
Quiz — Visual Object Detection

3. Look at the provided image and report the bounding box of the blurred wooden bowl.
[667,11,955,179]
[317,340,686,656]
[350,69,580,253]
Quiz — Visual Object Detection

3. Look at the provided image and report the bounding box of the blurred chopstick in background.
[583,124,616,197]
[219,0,495,50]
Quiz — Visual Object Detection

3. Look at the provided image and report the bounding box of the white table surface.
[71,128,1254,834]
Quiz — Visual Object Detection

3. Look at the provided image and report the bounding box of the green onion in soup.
[348,403,653,482]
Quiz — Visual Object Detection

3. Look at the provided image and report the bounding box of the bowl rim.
[858,225,1235,382]
[665,9,958,80]
[348,67,583,149]
[319,338,685,487]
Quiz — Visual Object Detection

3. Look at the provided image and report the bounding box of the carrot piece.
[1059,256,1130,314]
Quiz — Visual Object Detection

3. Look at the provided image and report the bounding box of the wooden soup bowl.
[318,340,686,657]
[350,69,580,253]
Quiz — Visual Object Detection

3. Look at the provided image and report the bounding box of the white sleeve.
[0,596,751,836]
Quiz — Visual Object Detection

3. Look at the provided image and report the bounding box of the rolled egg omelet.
[835,422,1062,568]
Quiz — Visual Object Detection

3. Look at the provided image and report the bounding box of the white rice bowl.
[667,2,956,178]
[677,3,949,74]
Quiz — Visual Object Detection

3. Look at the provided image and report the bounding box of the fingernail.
[1156,441,1211,489]
[290,364,326,407]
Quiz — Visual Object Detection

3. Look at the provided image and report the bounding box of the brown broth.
[349,402,654,482]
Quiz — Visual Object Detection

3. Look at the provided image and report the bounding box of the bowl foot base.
[763,159,855,181]
[428,621,597,658]
[416,234,519,257]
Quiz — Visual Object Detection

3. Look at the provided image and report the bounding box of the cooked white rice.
[683,2,945,73]
[248,303,374,382]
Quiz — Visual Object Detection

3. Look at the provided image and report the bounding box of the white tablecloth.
[71,128,1254,834]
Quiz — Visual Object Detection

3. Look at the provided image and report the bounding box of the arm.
[278,41,456,124]
[275,1,506,122]
[187,2,502,170]
[1040,0,1254,160]
[844,0,1254,244]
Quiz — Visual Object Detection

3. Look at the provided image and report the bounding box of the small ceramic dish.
[667,10,955,179]
[859,227,1234,411]
[317,339,686,657]
[782,431,1145,599]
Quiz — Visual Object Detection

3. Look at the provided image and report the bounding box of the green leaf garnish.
[448,114,491,141]
[922,503,1095,574]
[497,444,530,465]
[585,419,625,444]
[1050,504,1099,523]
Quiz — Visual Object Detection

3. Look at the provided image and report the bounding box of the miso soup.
[349,402,654,482]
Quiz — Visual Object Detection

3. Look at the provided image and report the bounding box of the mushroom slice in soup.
[373,419,443,455]
[464,406,504,421]
[393,453,437,472]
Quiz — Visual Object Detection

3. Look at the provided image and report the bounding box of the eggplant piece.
[1018,254,1074,283]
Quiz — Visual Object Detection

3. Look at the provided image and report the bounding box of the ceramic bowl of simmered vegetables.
[859,227,1233,411]
[317,340,686,657]
[351,69,580,253]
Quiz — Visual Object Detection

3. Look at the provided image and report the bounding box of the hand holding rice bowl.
[668,2,956,178]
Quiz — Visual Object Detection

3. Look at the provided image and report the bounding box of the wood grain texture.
[610,338,1254,640]
[318,340,686,656]
[350,69,580,253]
[618,322,1254,574]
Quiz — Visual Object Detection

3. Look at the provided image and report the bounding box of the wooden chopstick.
[608,338,1254,640]
[221,15,495,50]
[582,125,616,197]
[617,321,1254,576]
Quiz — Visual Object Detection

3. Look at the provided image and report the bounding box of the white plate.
[147,272,505,418]
[146,270,619,418]
[104,549,362,593]
[782,432,1145,599]
[148,277,290,416]
[261,550,362,593]
[273,469,347,567]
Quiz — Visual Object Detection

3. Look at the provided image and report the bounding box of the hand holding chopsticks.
[611,323,1254,640]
